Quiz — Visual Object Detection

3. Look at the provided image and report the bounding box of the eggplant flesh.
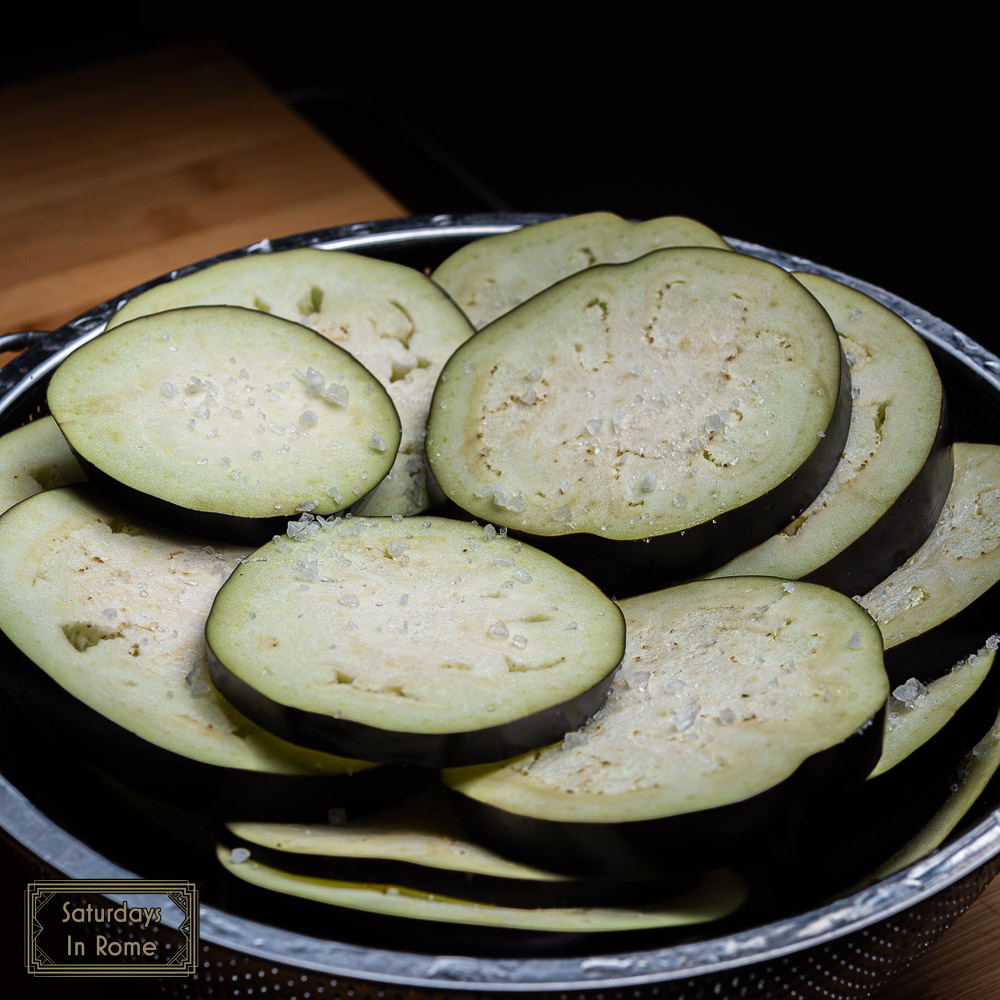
[223,790,697,908]
[426,247,850,590]
[205,515,626,767]
[46,306,401,542]
[107,248,475,516]
[873,643,998,779]
[705,272,951,595]
[865,694,1000,884]
[0,487,391,817]
[0,414,85,515]
[444,578,888,877]
[858,443,1000,682]
[216,844,747,939]
[431,212,730,330]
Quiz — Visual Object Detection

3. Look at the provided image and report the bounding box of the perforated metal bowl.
[2,213,999,998]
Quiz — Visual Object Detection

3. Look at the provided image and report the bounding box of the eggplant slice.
[216,845,747,939]
[444,578,888,878]
[206,515,625,767]
[0,487,394,818]
[704,272,951,595]
[0,415,85,515]
[431,212,730,329]
[873,641,999,780]
[865,689,1000,884]
[107,248,475,516]
[223,787,695,908]
[426,247,850,591]
[857,443,1000,682]
[47,305,401,542]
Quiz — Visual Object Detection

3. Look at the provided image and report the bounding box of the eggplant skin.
[0,631,409,820]
[218,830,698,909]
[444,579,887,878]
[46,306,401,541]
[208,646,616,769]
[204,515,626,768]
[535,349,850,595]
[446,714,884,880]
[216,846,748,956]
[426,248,852,595]
[859,443,1000,683]
[802,433,953,596]
[882,586,1000,685]
[707,273,953,597]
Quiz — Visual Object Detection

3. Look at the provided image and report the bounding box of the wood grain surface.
[0,39,404,341]
[0,38,996,1000]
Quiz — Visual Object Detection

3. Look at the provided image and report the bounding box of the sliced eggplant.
[107,248,475,516]
[857,443,1000,682]
[223,787,695,908]
[431,212,730,329]
[0,487,397,818]
[873,641,999,779]
[704,272,951,595]
[444,578,888,878]
[785,641,1000,902]
[205,515,625,767]
[47,306,401,542]
[865,691,1000,884]
[217,845,747,942]
[0,415,85,515]
[426,247,850,592]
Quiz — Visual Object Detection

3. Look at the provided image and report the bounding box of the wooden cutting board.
[0,38,404,349]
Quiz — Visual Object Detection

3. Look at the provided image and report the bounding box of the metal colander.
[2,213,999,999]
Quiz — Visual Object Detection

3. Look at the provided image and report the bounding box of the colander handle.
[0,331,50,353]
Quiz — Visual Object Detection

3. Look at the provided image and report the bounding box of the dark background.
[3,15,993,353]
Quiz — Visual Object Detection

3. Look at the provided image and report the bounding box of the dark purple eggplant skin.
[66,452,356,547]
[883,583,1000,686]
[0,631,413,821]
[206,645,620,770]
[802,400,954,597]
[447,351,853,599]
[446,708,885,881]
[218,829,698,909]
[806,651,1000,843]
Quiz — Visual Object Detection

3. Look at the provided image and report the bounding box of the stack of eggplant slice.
[1,212,998,952]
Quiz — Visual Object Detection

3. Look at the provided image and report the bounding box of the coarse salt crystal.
[323,383,349,406]
[892,677,928,708]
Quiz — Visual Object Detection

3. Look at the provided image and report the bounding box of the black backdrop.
[4,16,993,356]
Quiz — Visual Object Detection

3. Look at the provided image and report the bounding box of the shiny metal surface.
[1,213,998,997]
